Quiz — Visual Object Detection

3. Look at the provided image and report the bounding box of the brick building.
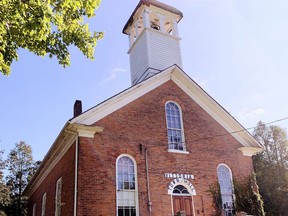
[24,1,263,216]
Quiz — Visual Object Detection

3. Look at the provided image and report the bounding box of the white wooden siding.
[148,30,182,70]
[129,32,149,85]
[129,28,182,85]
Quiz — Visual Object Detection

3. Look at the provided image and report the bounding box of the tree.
[0,0,103,76]
[0,150,10,216]
[208,174,265,216]
[5,141,34,216]
[253,121,288,216]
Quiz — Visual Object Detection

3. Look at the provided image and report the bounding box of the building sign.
[164,173,194,179]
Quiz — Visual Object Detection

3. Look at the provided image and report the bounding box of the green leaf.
[0,0,103,76]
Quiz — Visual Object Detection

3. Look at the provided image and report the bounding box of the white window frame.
[42,192,47,216]
[55,177,62,216]
[116,154,139,216]
[217,164,235,216]
[32,203,36,216]
[165,101,187,153]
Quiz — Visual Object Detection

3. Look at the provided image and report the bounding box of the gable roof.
[24,65,263,197]
[71,65,263,155]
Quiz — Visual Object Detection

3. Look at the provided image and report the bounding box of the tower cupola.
[123,0,183,85]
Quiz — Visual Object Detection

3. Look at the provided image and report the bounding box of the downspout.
[145,148,152,215]
[65,129,79,216]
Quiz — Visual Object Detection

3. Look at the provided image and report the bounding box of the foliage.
[233,175,265,216]
[0,0,104,75]
[27,160,41,182]
[5,141,35,216]
[208,175,265,216]
[0,150,11,214]
[208,182,222,216]
[253,121,288,216]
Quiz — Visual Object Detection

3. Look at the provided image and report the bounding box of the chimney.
[73,100,82,118]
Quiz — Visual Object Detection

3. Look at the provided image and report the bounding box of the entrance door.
[173,196,193,216]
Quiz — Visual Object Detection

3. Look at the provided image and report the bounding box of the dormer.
[123,0,183,85]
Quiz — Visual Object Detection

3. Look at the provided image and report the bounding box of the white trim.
[55,177,62,216]
[24,132,75,197]
[72,69,171,125]
[24,123,103,198]
[238,147,263,156]
[165,101,186,152]
[170,194,174,216]
[116,154,139,216]
[191,195,196,216]
[168,149,189,154]
[26,66,262,198]
[168,178,196,195]
[41,192,47,216]
[70,123,103,138]
[217,163,233,182]
[32,203,36,216]
[169,181,197,216]
[217,164,235,214]
[170,69,261,148]
[71,65,262,150]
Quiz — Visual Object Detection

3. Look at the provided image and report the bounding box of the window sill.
[168,149,189,154]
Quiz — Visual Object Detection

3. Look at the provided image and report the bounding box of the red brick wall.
[76,80,255,216]
[27,142,76,216]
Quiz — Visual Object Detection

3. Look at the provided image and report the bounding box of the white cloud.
[101,73,117,84]
[112,68,127,73]
[239,108,266,120]
[193,76,214,91]
[100,67,128,85]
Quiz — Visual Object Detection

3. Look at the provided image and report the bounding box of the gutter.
[145,148,152,214]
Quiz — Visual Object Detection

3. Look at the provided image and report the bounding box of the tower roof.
[123,0,183,35]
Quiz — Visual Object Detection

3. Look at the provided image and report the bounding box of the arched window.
[217,164,235,216]
[165,102,185,151]
[116,155,138,216]
[173,185,190,195]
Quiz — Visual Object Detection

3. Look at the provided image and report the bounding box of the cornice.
[238,147,264,157]
[170,69,262,149]
[71,67,173,125]
[72,65,262,150]
[66,122,104,138]
[24,123,103,198]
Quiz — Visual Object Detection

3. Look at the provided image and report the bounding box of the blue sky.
[1,0,288,161]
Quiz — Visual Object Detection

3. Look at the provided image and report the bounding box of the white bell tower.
[123,0,183,85]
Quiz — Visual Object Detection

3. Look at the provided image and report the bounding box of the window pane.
[118,208,124,216]
[165,102,185,151]
[124,181,130,189]
[128,166,134,173]
[127,159,133,166]
[173,185,190,194]
[217,165,234,215]
[117,156,135,191]
[124,173,129,181]
[117,156,137,216]
[117,172,123,181]
[129,174,134,182]
[129,182,135,190]
[123,165,128,173]
[118,164,123,172]
[118,207,136,216]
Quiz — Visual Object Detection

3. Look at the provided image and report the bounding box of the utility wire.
[188,116,288,143]
[142,116,288,150]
